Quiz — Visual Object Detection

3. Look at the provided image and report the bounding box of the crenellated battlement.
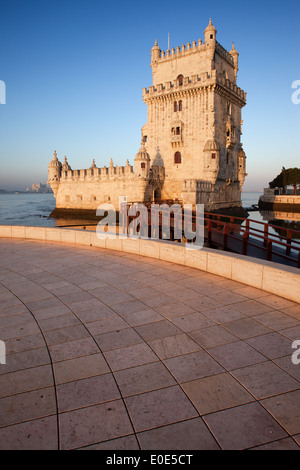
[143,69,246,103]
[155,38,206,63]
[59,161,135,183]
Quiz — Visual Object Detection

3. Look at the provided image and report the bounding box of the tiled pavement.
[0,238,300,450]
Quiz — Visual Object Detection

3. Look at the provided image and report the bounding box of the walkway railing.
[122,202,300,268]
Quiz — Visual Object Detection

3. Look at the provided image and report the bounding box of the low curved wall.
[0,224,299,303]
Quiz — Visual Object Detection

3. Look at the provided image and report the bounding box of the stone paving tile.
[111,299,149,316]
[138,418,220,450]
[114,362,176,396]
[254,310,300,330]
[207,340,267,370]
[0,387,56,427]
[94,328,144,352]
[120,308,164,327]
[125,385,198,433]
[148,333,201,360]
[231,362,300,399]
[85,316,129,335]
[0,321,41,340]
[171,312,216,332]
[154,302,196,319]
[44,324,90,346]
[0,416,58,450]
[182,372,254,414]
[202,305,245,323]
[256,295,296,310]
[190,325,238,348]
[203,402,288,450]
[280,305,300,320]
[222,317,272,339]
[280,325,300,341]
[273,356,300,381]
[230,285,270,299]
[59,400,134,450]
[0,347,50,375]
[142,294,179,309]
[38,313,81,332]
[49,337,99,363]
[210,291,248,306]
[53,353,109,384]
[246,332,293,359]
[260,390,300,435]
[5,333,45,355]
[56,373,121,412]
[251,437,300,450]
[229,299,273,316]
[135,319,181,342]
[103,343,159,371]
[164,350,224,382]
[75,306,117,323]
[0,364,54,398]
[184,296,223,312]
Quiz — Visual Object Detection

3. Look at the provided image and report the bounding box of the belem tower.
[48,19,247,217]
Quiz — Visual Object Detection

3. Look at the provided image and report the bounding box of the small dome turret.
[62,156,71,171]
[204,18,216,49]
[134,141,150,177]
[90,158,97,169]
[151,39,161,64]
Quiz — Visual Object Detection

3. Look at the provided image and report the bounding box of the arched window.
[174,152,181,164]
[177,74,184,86]
[178,100,182,111]
[141,162,145,169]
[174,101,177,112]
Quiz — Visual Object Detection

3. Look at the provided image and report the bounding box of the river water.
[0,192,299,240]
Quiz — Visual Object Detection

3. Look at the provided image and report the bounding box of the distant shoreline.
[0,190,52,194]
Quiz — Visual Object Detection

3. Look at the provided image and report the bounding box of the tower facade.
[141,18,247,208]
[48,20,247,215]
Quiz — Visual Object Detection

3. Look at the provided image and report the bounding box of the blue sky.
[0,0,299,191]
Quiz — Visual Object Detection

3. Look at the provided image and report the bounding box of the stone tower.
[141,18,247,209]
[48,20,247,216]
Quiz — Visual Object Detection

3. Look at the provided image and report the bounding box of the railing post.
[286,230,292,255]
[264,224,268,247]
[266,240,272,261]
[242,230,248,255]
[207,220,212,247]
[223,225,228,250]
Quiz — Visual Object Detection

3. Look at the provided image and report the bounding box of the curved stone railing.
[0,225,299,303]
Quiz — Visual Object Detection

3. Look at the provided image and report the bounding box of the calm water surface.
[0,192,299,238]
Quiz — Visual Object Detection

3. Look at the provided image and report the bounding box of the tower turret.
[134,140,150,178]
[62,156,71,171]
[151,39,161,65]
[47,151,62,197]
[204,18,216,62]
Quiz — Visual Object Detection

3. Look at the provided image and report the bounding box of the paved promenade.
[0,238,300,450]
